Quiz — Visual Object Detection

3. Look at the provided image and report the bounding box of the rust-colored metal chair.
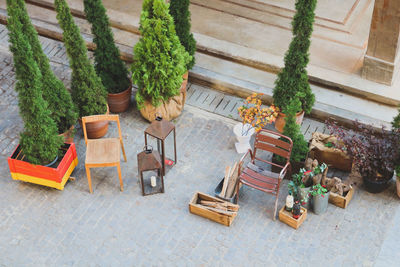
[82,115,127,193]
[235,129,293,220]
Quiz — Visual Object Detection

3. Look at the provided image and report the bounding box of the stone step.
[190,53,397,129]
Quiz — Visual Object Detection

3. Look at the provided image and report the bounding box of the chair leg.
[117,163,124,192]
[273,194,279,221]
[85,165,93,194]
[121,142,127,162]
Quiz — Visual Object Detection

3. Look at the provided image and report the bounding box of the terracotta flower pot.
[78,105,109,139]
[59,125,75,143]
[397,177,400,198]
[107,82,132,113]
[274,110,305,133]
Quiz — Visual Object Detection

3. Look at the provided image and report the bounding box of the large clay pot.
[139,75,187,122]
[107,82,132,113]
[78,105,109,139]
[274,110,305,133]
[59,125,75,143]
[363,173,393,194]
[396,177,400,198]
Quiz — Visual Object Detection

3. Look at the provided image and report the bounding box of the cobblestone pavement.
[0,24,400,266]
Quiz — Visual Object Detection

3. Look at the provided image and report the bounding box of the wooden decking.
[186,84,328,140]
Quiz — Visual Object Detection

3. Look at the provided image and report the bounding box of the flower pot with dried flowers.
[327,120,400,194]
[235,93,278,153]
[310,183,329,215]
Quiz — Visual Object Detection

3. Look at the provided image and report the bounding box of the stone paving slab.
[0,25,400,267]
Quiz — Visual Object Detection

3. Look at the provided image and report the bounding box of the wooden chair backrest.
[82,114,123,145]
[253,129,293,165]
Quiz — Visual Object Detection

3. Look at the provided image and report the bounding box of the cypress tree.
[83,0,130,94]
[15,0,77,133]
[169,0,196,70]
[132,0,191,108]
[282,97,308,162]
[273,0,317,114]
[55,0,107,118]
[7,0,63,165]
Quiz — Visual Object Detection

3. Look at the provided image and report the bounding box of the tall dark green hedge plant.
[283,98,308,162]
[273,0,317,114]
[132,0,191,108]
[15,0,77,133]
[7,0,63,165]
[55,0,107,117]
[169,0,196,70]
[83,0,130,94]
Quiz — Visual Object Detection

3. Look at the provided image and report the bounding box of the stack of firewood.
[199,199,239,216]
[219,162,241,199]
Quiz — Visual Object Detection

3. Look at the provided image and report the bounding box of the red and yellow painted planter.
[8,143,78,190]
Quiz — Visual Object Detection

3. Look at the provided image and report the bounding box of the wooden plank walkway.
[186,83,328,140]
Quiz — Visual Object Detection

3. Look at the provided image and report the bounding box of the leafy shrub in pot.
[327,120,400,193]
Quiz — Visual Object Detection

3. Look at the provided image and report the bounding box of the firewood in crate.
[225,162,239,198]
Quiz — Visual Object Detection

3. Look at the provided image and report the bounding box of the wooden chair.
[82,115,127,193]
[235,129,293,220]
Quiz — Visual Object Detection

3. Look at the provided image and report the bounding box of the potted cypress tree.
[83,0,132,113]
[7,0,78,190]
[55,0,109,138]
[15,0,77,142]
[169,0,197,98]
[132,0,191,122]
[273,0,317,132]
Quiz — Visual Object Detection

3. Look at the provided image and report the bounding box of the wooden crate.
[329,187,354,209]
[279,206,307,229]
[189,192,238,226]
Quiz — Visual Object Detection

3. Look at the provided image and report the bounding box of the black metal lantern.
[137,146,164,196]
[144,115,177,175]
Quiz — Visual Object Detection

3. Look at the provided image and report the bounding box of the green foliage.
[7,0,63,165]
[83,0,130,94]
[132,0,191,108]
[310,183,328,197]
[282,98,308,162]
[55,0,107,117]
[272,0,316,114]
[169,0,196,69]
[15,0,77,133]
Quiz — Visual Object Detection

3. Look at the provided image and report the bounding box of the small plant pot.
[233,123,255,154]
[274,110,304,133]
[59,125,75,143]
[78,105,109,139]
[363,174,393,194]
[396,177,400,198]
[312,191,330,215]
[107,83,132,113]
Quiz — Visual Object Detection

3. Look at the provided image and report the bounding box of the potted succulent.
[15,0,77,142]
[169,0,197,97]
[272,0,317,132]
[327,120,400,193]
[7,0,78,190]
[309,184,329,215]
[236,93,278,153]
[84,0,132,113]
[55,0,109,138]
[132,0,191,122]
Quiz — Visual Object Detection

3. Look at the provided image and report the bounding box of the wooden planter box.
[189,192,238,226]
[279,206,307,229]
[309,132,352,172]
[329,187,354,209]
[8,143,78,190]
